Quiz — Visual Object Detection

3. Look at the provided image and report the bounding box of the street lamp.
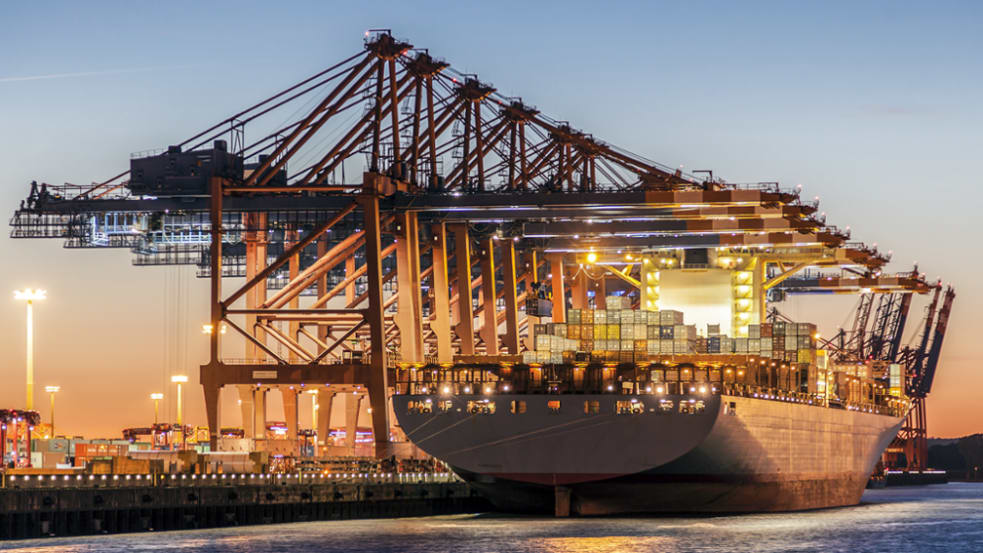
[150,393,164,425]
[14,288,45,411]
[44,385,59,437]
[171,376,188,427]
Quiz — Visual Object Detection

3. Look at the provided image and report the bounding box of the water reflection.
[1,484,980,553]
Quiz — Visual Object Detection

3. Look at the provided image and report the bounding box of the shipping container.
[606,295,626,310]
[707,323,721,336]
[660,326,674,339]
[594,310,607,324]
[608,324,620,339]
[634,324,647,340]
[720,337,734,353]
[660,310,684,325]
[567,309,581,325]
[607,310,621,324]
[582,309,594,324]
[760,323,773,338]
[647,326,661,340]
[621,324,634,339]
[773,336,785,350]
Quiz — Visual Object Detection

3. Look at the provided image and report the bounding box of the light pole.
[171,376,188,426]
[150,393,164,425]
[307,389,319,430]
[14,288,46,411]
[44,385,60,437]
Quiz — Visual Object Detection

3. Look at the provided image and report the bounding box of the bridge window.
[547,400,561,414]
[584,400,600,415]
[510,400,526,414]
[437,400,453,413]
[680,400,706,415]
[658,399,674,413]
[616,400,644,415]
[407,400,432,414]
[466,400,496,415]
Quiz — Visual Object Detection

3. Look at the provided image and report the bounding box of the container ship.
[390,240,946,516]
[393,303,912,515]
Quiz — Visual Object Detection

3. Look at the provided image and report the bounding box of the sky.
[0,1,980,438]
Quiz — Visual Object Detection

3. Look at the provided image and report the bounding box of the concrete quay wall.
[0,480,489,540]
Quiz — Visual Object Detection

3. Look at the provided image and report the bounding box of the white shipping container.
[660,310,684,325]
[786,336,798,351]
[555,323,566,337]
[621,325,634,339]
[720,337,734,353]
[607,310,621,324]
[760,338,773,351]
[535,335,551,350]
[673,340,690,354]
[621,340,634,351]
[647,341,661,353]
[549,353,563,364]
[522,351,538,363]
[595,310,607,324]
[734,338,749,353]
[634,324,647,340]
[748,324,761,339]
[748,339,760,351]
[606,296,625,310]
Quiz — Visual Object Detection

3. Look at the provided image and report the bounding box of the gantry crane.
[8,31,942,457]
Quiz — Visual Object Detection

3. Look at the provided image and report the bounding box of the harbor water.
[2,483,980,552]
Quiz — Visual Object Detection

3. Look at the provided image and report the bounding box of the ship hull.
[393,393,903,515]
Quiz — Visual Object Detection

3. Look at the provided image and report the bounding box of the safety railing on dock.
[0,471,458,490]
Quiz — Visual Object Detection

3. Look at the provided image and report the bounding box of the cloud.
[0,65,193,83]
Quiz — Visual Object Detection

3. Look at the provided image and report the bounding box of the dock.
[0,473,489,540]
